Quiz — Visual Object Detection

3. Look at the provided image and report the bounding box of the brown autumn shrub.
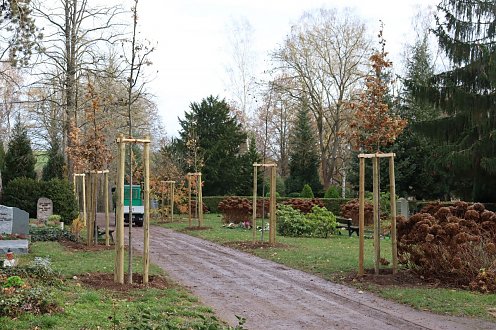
[340,199,374,225]
[282,198,324,214]
[398,202,496,291]
[218,197,252,224]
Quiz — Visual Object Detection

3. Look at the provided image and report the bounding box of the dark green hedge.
[3,178,78,224]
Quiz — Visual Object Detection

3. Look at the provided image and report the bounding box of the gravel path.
[124,224,496,330]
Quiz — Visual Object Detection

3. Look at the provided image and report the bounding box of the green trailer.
[112,184,144,227]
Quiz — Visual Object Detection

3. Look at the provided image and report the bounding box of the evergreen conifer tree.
[236,135,261,196]
[417,0,496,201]
[177,95,247,196]
[3,118,36,186]
[42,139,65,181]
[286,107,322,194]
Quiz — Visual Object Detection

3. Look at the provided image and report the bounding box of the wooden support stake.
[170,182,174,222]
[269,166,277,244]
[143,136,150,284]
[372,156,380,275]
[82,175,86,229]
[105,172,110,246]
[115,134,125,284]
[188,176,192,227]
[86,173,93,246]
[389,156,398,274]
[252,165,257,243]
[92,172,98,245]
[198,173,203,227]
[358,157,365,276]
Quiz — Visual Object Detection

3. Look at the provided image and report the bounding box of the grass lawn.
[157,213,496,321]
[0,241,234,330]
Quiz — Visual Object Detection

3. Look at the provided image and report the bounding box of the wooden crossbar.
[115,137,151,144]
[358,153,395,158]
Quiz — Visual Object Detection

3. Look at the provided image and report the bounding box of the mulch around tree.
[182,226,212,231]
[60,239,116,252]
[342,268,439,288]
[77,272,170,292]
[223,240,290,250]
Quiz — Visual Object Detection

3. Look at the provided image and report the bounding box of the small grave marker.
[37,197,53,223]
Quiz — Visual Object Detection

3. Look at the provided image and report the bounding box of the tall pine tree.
[417,1,496,201]
[286,107,322,194]
[177,95,247,196]
[3,118,36,186]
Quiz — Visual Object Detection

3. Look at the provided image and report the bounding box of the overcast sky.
[137,0,439,136]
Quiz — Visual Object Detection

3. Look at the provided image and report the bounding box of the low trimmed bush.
[277,204,337,238]
[29,227,77,242]
[2,178,78,224]
[301,184,314,198]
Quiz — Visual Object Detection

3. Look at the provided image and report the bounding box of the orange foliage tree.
[347,27,407,152]
[66,82,112,173]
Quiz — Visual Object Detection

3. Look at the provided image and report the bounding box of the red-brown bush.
[340,199,374,225]
[398,202,496,291]
[218,197,252,224]
[282,198,324,214]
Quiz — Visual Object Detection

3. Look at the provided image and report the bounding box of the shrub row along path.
[103,217,495,329]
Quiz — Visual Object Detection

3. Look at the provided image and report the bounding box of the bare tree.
[31,0,125,176]
[271,8,370,188]
[224,16,258,120]
[123,0,155,284]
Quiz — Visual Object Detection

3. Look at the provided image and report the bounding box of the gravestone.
[37,197,53,223]
[0,205,29,254]
[396,198,409,219]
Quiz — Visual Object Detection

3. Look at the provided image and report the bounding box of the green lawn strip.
[377,287,496,319]
[158,213,496,321]
[0,241,230,330]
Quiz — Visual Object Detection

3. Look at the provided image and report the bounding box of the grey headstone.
[397,198,409,219]
[0,205,13,234]
[37,197,53,222]
[0,205,29,235]
[0,239,29,254]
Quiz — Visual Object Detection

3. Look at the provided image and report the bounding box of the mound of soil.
[77,272,170,292]
[60,240,115,252]
[342,268,436,287]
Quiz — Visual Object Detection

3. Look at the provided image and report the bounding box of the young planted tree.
[348,30,407,152]
[3,117,36,187]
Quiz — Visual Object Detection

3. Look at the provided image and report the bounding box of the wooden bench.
[335,216,359,237]
[97,226,115,243]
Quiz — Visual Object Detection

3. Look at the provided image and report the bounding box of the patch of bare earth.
[77,272,170,292]
[60,240,115,252]
[223,240,289,250]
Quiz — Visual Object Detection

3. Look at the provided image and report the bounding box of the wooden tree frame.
[358,153,398,275]
[73,173,87,230]
[114,134,151,284]
[160,180,175,222]
[187,173,203,227]
[252,163,277,244]
[84,170,110,246]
